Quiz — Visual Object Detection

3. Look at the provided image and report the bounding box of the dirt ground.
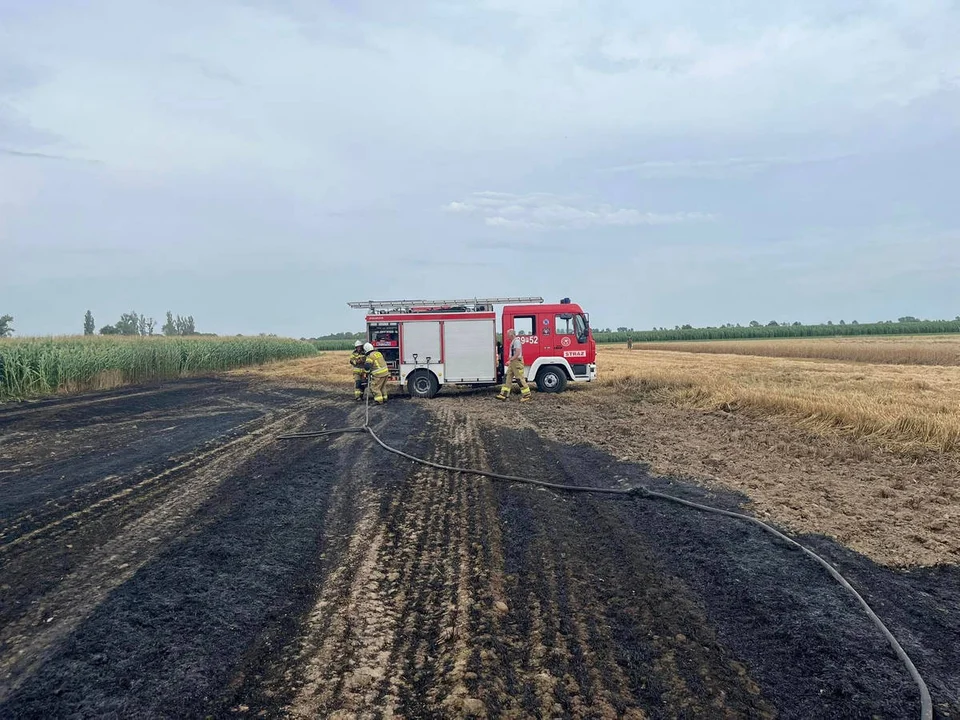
[1,378,958,719]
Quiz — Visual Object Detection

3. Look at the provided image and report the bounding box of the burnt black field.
[1,380,956,719]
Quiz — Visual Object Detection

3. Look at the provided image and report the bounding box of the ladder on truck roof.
[347,297,544,313]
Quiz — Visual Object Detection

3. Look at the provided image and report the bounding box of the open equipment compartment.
[368,321,400,374]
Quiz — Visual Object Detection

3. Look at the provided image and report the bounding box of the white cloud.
[446,192,716,230]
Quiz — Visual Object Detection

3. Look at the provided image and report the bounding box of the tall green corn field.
[0,336,317,402]
[311,339,359,351]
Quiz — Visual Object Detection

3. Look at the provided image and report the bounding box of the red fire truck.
[347,297,597,398]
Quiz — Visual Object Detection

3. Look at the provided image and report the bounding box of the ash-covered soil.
[0,380,957,719]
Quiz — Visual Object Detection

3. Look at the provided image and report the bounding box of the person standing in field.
[496,329,531,402]
[363,342,391,405]
[350,340,368,401]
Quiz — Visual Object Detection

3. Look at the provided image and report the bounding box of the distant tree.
[851,320,859,325]
[99,311,154,337]
[136,315,156,336]
[749,320,760,327]
[792,321,802,326]
[826,320,834,326]
[115,312,140,336]
[175,315,196,335]
[84,310,95,336]
[898,316,920,323]
[0,314,13,337]
[767,320,779,327]
[838,319,846,325]
[161,311,197,336]
[162,311,177,336]
[681,324,693,330]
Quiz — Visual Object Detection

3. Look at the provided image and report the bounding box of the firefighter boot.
[520,386,532,402]
[496,386,510,401]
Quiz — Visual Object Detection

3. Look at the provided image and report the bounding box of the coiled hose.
[277,386,933,720]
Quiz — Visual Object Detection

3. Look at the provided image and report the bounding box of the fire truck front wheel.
[407,369,440,399]
[535,366,568,393]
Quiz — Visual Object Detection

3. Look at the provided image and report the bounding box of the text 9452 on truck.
[346,296,597,398]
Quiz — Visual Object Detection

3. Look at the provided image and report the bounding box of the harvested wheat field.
[634,335,960,366]
[1,344,958,719]
[603,344,960,454]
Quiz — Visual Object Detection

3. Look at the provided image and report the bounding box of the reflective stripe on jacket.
[366,351,390,377]
[350,351,366,373]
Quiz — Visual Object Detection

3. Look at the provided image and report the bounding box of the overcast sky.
[2,0,959,337]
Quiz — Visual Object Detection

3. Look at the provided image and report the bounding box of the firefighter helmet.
[354,340,363,347]
[363,342,374,353]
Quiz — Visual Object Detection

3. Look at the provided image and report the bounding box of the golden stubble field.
[634,334,960,365]
[605,338,960,454]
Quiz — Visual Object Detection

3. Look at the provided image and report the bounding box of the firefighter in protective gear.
[350,340,368,400]
[363,342,391,404]
[496,329,531,402]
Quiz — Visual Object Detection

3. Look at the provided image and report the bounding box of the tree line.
[85,310,199,336]
[1,313,200,338]
[304,331,366,350]
[0,311,202,337]
[307,331,366,341]
[594,316,960,343]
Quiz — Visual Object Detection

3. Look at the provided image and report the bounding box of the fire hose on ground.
[276,386,933,720]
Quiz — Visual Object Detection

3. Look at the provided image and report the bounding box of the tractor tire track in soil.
[475,418,960,720]
[1,380,957,719]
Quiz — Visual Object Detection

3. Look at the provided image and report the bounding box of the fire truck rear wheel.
[535,366,568,393]
[407,369,440,399]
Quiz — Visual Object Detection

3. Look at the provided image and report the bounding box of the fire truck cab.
[347,297,597,398]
